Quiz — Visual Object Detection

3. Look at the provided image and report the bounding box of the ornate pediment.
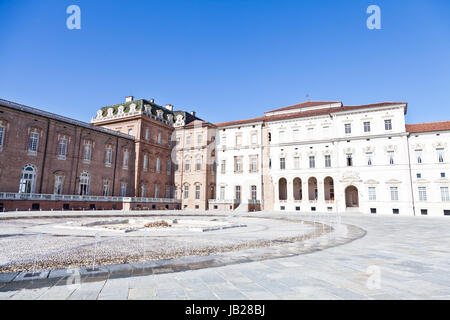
[363,146,375,153]
[386,179,402,185]
[384,144,398,152]
[364,179,379,185]
[433,141,447,149]
[340,171,361,183]
[343,147,355,154]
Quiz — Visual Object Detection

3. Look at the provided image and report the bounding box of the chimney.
[190,111,196,117]
[126,96,134,102]
[165,104,173,111]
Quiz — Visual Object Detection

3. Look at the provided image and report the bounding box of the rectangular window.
[83,142,92,162]
[347,154,353,167]
[251,185,257,201]
[105,147,113,166]
[120,183,127,197]
[155,185,159,198]
[388,151,395,165]
[415,150,422,164]
[236,134,242,147]
[325,155,331,168]
[186,135,191,146]
[345,124,351,134]
[235,186,241,202]
[166,186,171,199]
[235,157,242,173]
[0,126,4,150]
[145,129,150,141]
[167,160,171,174]
[280,157,286,170]
[184,185,189,199]
[421,209,428,216]
[441,187,450,202]
[368,187,376,201]
[418,187,427,201]
[293,129,300,141]
[185,159,190,172]
[197,134,202,146]
[251,133,257,145]
[294,156,300,169]
[221,135,227,146]
[141,184,147,198]
[123,151,129,169]
[195,185,201,200]
[58,139,67,159]
[309,156,315,169]
[221,160,226,174]
[385,119,392,131]
[279,131,285,143]
[103,180,110,197]
[156,158,161,172]
[437,148,445,163]
[364,122,371,133]
[220,186,225,200]
[366,152,373,166]
[441,172,446,178]
[29,132,39,153]
[196,159,201,171]
[417,173,422,179]
[250,157,258,173]
[390,187,399,201]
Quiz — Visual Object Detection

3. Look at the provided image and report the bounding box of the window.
[195,185,201,200]
[417,173,422,179]
[415,150,422,164]
[197,134,202,146]
[235,134,242,147]
[220,186,225,200]
[390,187,399,201]
[157,133,162,144]
[388,151,395,165]
[323,126,330,137]
[128,129,133,136]
[186,135,191,146]
[235,157,242,173]
[251,133,258,145]
[385,120,392,131]
[364,122,371,133]
[418,187,427,201]
[346,154,353,167]
[235,186,241,202]
[421,209,428,216]
[294,157,300,169]
[0,126,4,150]
[120,183,127,196]
[441,172,446,178]
[58,138,67,160]
[221,135,227,146]
[185,159,190,172]
[174,186,178,199]
[309,156,315,169]
[280,157,286,170]
[29,132,39,153]
[221,160,226,174]
[145,129,150,141]
[54,175,64,195]
[279,131,285,143]
[19,165,37,194]
[165,186,171,198]
[441,187,450,202]
[79,171,90,196]
[103,180,110,197]
[156,158,161,172]
[155,185,159,198]
[366,152,373,166]
[307,127,314,137]
[196,158,201,171]
[250,185,257,201]
[83,141,92,163]
[184,185,189,199]
[123,150,129,169]
[167,160,171,174]
[345,124,351,134]
[143,154,149,171]
[141,184,147,197]
[437,148,445,163]
[368,187,376,201]
[250,156,258,172]
[105,146,113,166]
[325,155,331,168]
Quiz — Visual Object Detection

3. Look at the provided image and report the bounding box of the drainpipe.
[260,122,265,211]
[38,118,51,193]
[406,133,416,216]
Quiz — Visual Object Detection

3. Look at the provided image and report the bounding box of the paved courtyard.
[0,211,449,300]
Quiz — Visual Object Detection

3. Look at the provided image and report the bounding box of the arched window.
[19,164,37,194]
[79,171,90,196]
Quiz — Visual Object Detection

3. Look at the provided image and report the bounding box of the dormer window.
[385,120,392,131]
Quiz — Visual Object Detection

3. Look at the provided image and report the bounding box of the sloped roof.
[406,121,450,133]
[266,101,342,113]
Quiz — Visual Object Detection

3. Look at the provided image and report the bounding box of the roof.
[406,121,450,133]
[266,101,342,113]
[0,98,135,140]
[215,102,407,127]
[183,119,216,128]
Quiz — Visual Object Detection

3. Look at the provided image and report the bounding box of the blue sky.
[0,0,449,124]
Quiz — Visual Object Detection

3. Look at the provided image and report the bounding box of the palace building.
[0,97,449,216]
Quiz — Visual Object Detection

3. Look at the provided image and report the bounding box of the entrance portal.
[345,186,359,207]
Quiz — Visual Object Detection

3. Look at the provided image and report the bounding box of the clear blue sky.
[0,0,449,124]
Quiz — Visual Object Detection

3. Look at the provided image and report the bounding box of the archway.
[324,177,334,201]
[293,178,302,201]
[345,186,359,207]
[308,177,318,201]
[279,178,287,201]
[19,164,37,194]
